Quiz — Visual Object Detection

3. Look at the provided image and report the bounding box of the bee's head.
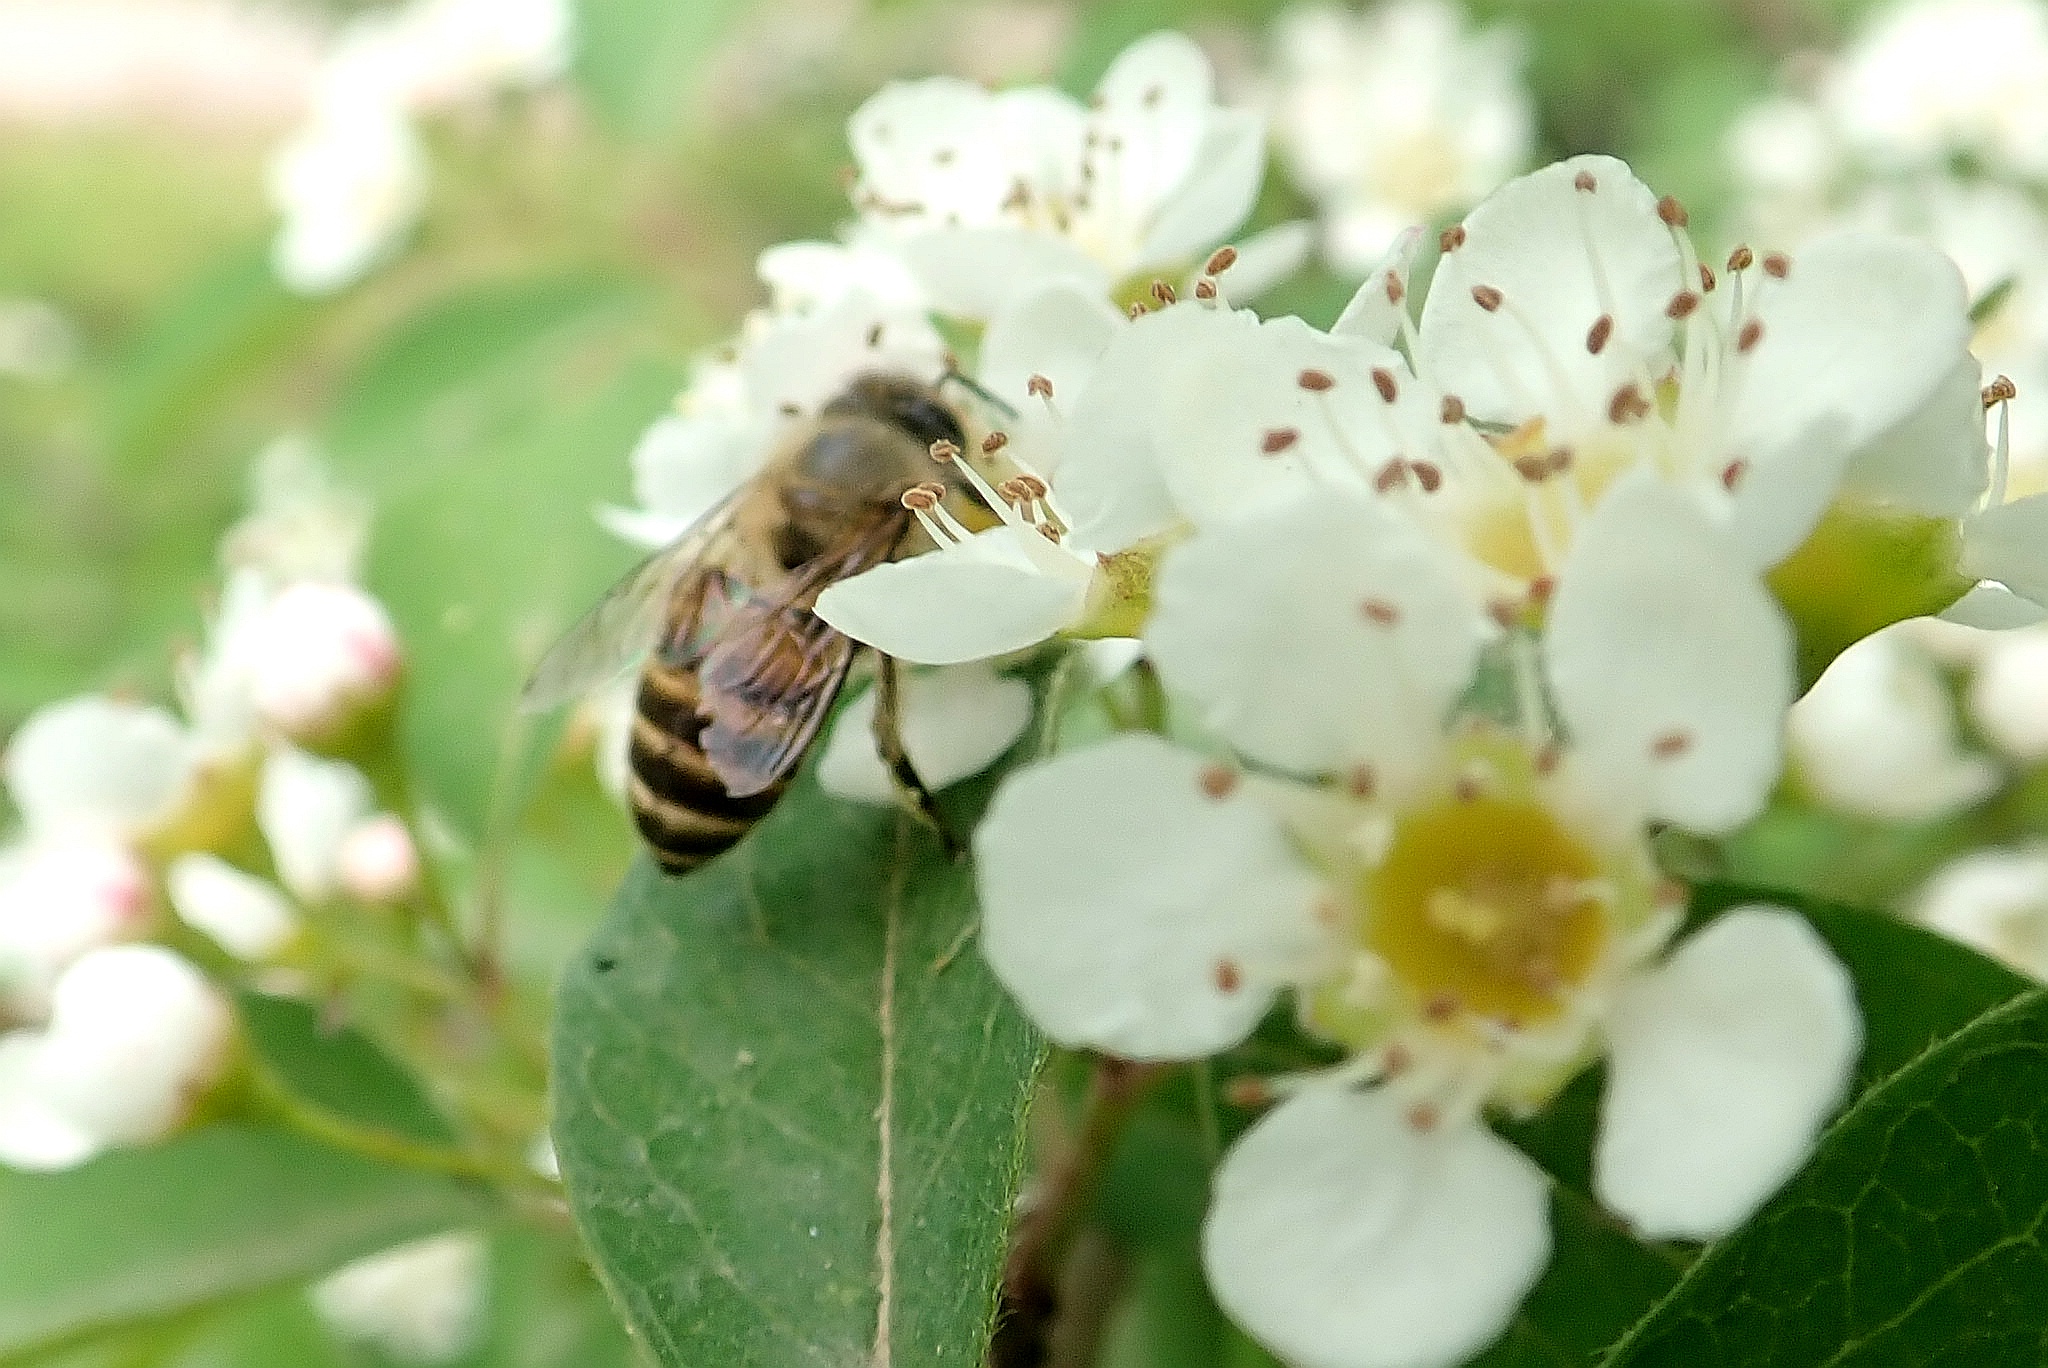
[823,373,966,455]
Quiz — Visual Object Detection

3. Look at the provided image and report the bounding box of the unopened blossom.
[314,1231,488,1364]
[815,663,1034,805]
[242,580,403,743]
[268,98,427,295]
[1916,847,2048,979]
[977,482,1857,1368]
[335,814,421,904]
[0,946,230,1171]
[258,748,380,904]
[1265,0,1532,274]
[1789,627,1998,821]
[846,31,1286,318]
[166,854,299,961]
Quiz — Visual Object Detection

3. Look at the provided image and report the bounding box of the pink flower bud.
[247,582,401,742]
[337,814,419,904]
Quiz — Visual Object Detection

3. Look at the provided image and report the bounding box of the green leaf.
[0,1125,486,1359]
[236,992,454,1146]
[552,752,1045,1365]
[1470,1190,1684,1368]
[328,273,683,840]
[572,0,753,140]
[1604,986,2048,1366]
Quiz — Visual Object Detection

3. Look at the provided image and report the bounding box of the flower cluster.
[268,0,573,294]
[0,441,416,1171]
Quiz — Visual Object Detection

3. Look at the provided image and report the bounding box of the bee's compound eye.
[888,392,966,453]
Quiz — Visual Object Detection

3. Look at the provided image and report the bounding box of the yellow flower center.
[1364,796,1609,1025]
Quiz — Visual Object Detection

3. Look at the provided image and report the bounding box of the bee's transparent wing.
[519,495,742,712]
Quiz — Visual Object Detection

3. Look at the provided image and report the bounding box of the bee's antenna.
[938,364,1020,421]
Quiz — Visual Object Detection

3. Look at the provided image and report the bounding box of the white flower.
[335,815,421,904]
[4,696,194,839]
[258,748,377,903]
[313,1231,488,1364]
[321,0,572,112]
[221,436,372,587]
[976,483,1857,1367]
[243,580,403,741]
[815,663,1034,804]
[166,854,298,961]
[1789,627,1998,820]
[0,945,230,1171]
[0,836,149,1017]
[1823,0,2048,179]
[268,98,427,295]
[847,32,1273,318]
[1265,0,1532,274]
[1915,846,2048,979]
[1968,624,2048,761]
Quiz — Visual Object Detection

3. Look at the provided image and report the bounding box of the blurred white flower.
[166,853,298,961]
[0,836,149,1018]
[335,814,421,904]
[1789,627,1998,821]
[977,481,1855,1367]
[0,946,230,1171]
[268,98,427,295]
[1723,94,1843,246]
[258,748,378,903]
[1916,846,2048,978]
[815,663,1034,804]
[1823,0,2048,179]
[4,696,195,840]
[846,31,1277,318]
[323,0,572,112]
[1265,1,1532,274]
[1966,623,2048,761]
[242,580,403,743]
[313,1231,488,1364]
[0,298,78,381]
[221,436,373,587]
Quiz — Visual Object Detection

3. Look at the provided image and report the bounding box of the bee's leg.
[872,654,965,859]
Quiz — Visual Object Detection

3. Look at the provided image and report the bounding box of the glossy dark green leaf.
[236,992,454,1146]
[552,752,1045,1366]
[0,1125,486,1359]
[1606,986,2048,1366]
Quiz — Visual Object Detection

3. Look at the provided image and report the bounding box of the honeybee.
[522,373,985,875]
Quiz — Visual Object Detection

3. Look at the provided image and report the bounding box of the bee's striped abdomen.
[627,662,785,874]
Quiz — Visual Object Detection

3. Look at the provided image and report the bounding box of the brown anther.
[1261,427,1301,455]
[1297,368,1336,392]
[900,487,939,511]
[1406,1104,1442,1133]
[1513,453,1551,482]
[1657,194,1689,228]
[1411,461,1444,493]
[1193,278,1218,300]
[1439,394,1467,425]
[1737,318,1764,353]
[1454,773,1484,803]
[981,430,1009,454]
[865,322,884,347]
[1382,1044,1413,1076]
[1439,224,1468,252]
[1424,993,1460,1022]
[1361,598,1401,627]
[1528,575,1557,606]
[1985,375,2019,406]
[1374,459,1411,493]
[1151,279,1177,305]
[1665,290,1701,320]
[1545,447,1575,475]
[1727,245,1755,272]
[1651,731,1693,760]
[1608,383,1651,425]
[1205,245,1238,275]
[1143,83,1164,107]
[1346,764,1378,799]
[1199,764,1239,800]
[928,438,961,463]
[1214,959,1243,993]
[995,477,1026,503]
[1036,521,1062,542]
[1224,1077,1273,1108]
[1586,314,1614,355]
[1314,896,1343,928]
[1534,743,1562,776]
[1487,598,1522,631]
[1027,374,1054,399]
[1762,251,1791,279]
[1721,458,1749,492]
[1699,262,1718,292]
[1371,367,1400,403]
[1127,301,1148,320]
[1471,284,1504,312]
[1385,273,1406,305]
[1573,169,1598,192]
[1013,473,1048,499]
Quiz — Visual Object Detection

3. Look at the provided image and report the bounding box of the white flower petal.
[0,1036,99,1172]
[976,734,1324,1059]
[1724,415,1856,570]
[1839,355,1989,517]
[1970,626,2048,762]
[1941,582,2048,629]
[258,748,374,903]
[1332,225,1424,347]
[1204,1086,1550,1368]
[1963,491,2048,607]
[1915,846,2048,979]
[1148,490,1487,781]
[1093,31,1215,218]
[0,836,148,1016]
[4,696,193,837]
[978,282,1122,423]
[1417,156,1681,429]
[1728,234,1971,476]
[816,663,1033,805]
[167,854,298,961]
[1548,474,1793,834]
[1597,906,1860,1241]
[900,227,1108,321]
[815,528,1091,666]
[1216,219,1314,301]
[1139,109,1267,271]
[314,1231,488,1365]
[625,410,762,534]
